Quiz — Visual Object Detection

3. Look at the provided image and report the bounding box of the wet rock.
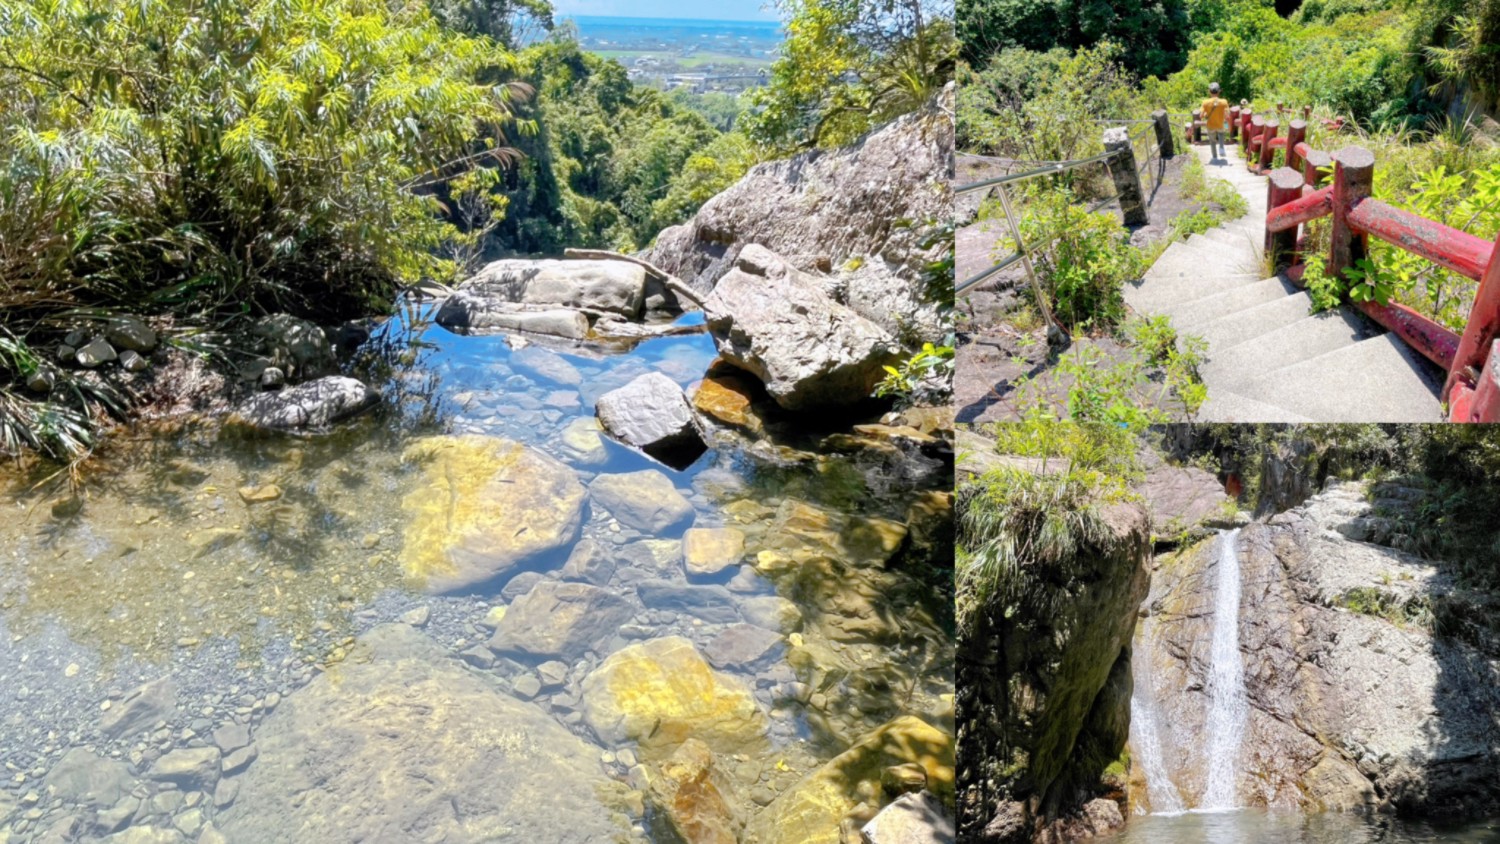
[489,581,633,659]
[149,747,221,792]
[455,258,648,318]
[861,791,955,844]
[511,346,583,386]
[198,824,229,844]
[683,527,746,575]
[56,343,75,362]
[213,722,251,753]
[704,623,783,670]
[692,367,764,432]
[747,716,955,844]
[259,366,285,389]
[25,367,56,392]
[537,661,569,688]
[512,673,542,700]
[100,677,178,739]
[636,579,739,623]
[433,297,590,340]
[76,337,118,368]
[119,349,149,372]
[701,245,898,412]
[882,763,929,797]
[619,539,683,574]
[645,738,740,844]
[217,624,626,842]
[589,470,695,533]
[43,748,132,809]
[398,605,430,627]
[102,827,183,844]
[581,636,766,758]
[222,744,257,775]
[1138,461,1230,537]
[559,539,617,585]
[596,372,707,469]
[904,490,955,570]
[558,417,609,466]
[252,314,335,379]
[93,800,136,835]
[236,484,282,504]
[741,596,803,632]
[231,376,378,430]
[764,499,907,569]
[104,317,158,353]
[400,436,585,594]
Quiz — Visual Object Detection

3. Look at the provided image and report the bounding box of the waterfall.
[1201,528,1248,810]
[1130,632,1186,814]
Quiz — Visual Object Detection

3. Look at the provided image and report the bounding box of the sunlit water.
[0,300,954,841]
[1096,808,1500,843]
[1202,527,1248,810]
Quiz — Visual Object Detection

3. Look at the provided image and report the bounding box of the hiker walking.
[1202,83,1229,162]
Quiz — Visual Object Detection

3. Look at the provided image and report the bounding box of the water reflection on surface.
[0,300,954,842]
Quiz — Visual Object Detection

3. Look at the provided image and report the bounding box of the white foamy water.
[1130,632,1186,814]
[1201,528,1248,809]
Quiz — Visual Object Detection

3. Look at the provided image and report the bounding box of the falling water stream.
[1201,528,1248,809]
[1129,615,1185,814]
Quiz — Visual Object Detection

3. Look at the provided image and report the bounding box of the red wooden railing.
[1241,104,1500,422]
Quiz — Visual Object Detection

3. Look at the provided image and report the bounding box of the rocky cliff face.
[958,488,1151,843]
[1135,480,1500,816]
[646,85,954,344]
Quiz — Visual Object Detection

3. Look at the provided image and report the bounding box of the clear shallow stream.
[0,299,954,842]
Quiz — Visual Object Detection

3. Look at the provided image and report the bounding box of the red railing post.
[1240,109,1254,154]
[1444,230,1500,404]
[1266,168,1305,270]
[1304,150,1333,188]
[1229,106,1241,141]
[1329,146,1375,283]
[1465,340,1500,421]
[1286,120,1307,174]
[1258,120,1280,172]
[1303,105,1313,122]
[1247,116,1265,168]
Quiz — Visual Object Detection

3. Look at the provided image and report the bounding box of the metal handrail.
[956,149,1123,195]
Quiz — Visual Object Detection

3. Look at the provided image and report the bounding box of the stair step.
[1142,242,1232,279]
[1230,335,1444,422]
[1159,276,1296,327]
[1186,291,1319,347]
[1196,388,1316,423]
[1202,227,1261,250]
[1202,306,1381,381]
[1125,273,1267,316]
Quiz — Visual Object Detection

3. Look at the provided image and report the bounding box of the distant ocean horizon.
[563,15,782,32]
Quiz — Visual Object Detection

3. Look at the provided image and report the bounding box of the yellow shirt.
[1201,97,1229,131]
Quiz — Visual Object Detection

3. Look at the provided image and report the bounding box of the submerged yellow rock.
[766,500,907,568]
[581,636,766,758]
[400,435,585,594]
[746,715,954,844]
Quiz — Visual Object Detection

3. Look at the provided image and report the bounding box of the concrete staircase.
[1123,144,1444,421]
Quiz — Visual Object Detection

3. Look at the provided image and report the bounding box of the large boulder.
[595,372,707,469]
[446,259,647,320]
[581,636,765,759]
[434,296,590,340]
[488,581,634,659]
[400,436,586,593]
[44,748,133,809]
[703,245,899,412]
[747,715,955,844]
[216,624,630,842]
[230,376,378,430]
[645,86,952,315]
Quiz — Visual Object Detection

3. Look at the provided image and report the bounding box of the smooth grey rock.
[43,748,133,809]
[702,246,898,412]
[704,623,784,670]
[457,259,647,318]
[588,470,695,534]
[119,349,149,372]
[56,343,75,362]
[104,317,158,352]
[559,539,617,585]
[861,791,955,844]
[231,376,378,430]
[259,366,285,389]
[252,314,334,379]
[25,368,55,392]
[148,747,221,792]
[636,579,739,624]
[596,372,706,469]
[76,337,118,368]
[213,722,251,753]
[741,596,803,633]
[100,677,178,739]
[433,297,591,340]
[489,581,634,659]
[221,744,257,775]
[216,624,623,843]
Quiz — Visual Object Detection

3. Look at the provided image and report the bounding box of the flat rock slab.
[217,624,629,843]
[488,581,633,659]
[589,470,695,534]
[452,259,648,318]
[862,791,956,844]
[400,436,585,594]
[232,376,378,430]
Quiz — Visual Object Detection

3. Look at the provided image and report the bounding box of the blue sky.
[553,0,778,21]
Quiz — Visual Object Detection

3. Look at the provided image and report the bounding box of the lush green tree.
[960,0,1194,78]
[744,0,956,152]
[427,0,554,47]
[0,0,529,319]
